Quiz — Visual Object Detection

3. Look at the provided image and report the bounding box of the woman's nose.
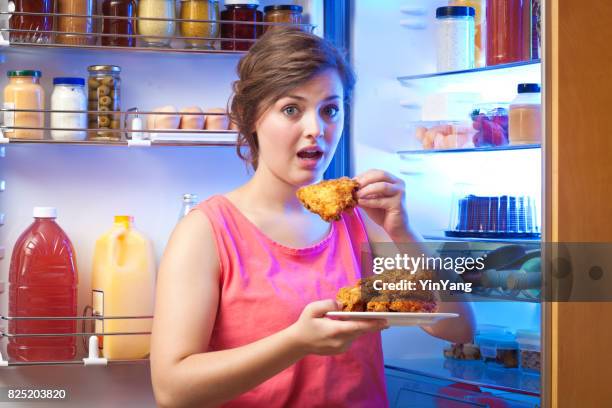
[303,111,324,139]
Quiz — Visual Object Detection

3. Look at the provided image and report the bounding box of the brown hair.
[229,27,356,170]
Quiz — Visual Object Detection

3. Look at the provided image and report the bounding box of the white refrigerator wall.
[350,0,542,360]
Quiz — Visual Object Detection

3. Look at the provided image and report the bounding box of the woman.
[150,27,474,408]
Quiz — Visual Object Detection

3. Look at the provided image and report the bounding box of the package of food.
[474,325,518,368]
[443,342,481,360]
[412,121,475,150]
[470,103,509,147]
[516,329,541,372]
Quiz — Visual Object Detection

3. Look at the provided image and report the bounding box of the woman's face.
[254,68,345,186]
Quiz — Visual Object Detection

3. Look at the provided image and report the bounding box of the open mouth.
[297,146,324,160]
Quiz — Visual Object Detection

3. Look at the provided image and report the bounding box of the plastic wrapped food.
[471,103,509,147]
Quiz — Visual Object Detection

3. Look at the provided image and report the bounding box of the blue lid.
[53,77,85,86]
[518,83,541,94]
[436,6,475,18]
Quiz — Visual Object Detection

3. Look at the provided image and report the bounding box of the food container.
[509,83,542,145]
[474,325,519,368]
[180,0,219,49]
[486,0,531,66]
[220,0,263,51]
[516,329,541,373]
[9,1,54,44]
[263,5,303,32]
[102,0,138,47]
[57,0,96,45]
[138,0,177,48]
[87,65,122,140]
[51,77,88,141]
[449,0,485,67]
[471,103,509,147]
[435,6,475,72]
[3,70,45,140]
[443,342,481,360]
[447,193,540,239]
[411,121,474,150]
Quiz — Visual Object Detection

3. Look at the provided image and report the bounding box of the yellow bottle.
[91,216,156,359]
[450,0,485,67]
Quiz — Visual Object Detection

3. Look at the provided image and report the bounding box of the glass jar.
[486,0,531,66]
[435,6,475,72]
[102,0,137,47]
[57,0,96,45]
[220,0,262,51]
[51,78,87,141]
[87,65,122,140]
[138,0,176,47]
[3,70,45,140]
[10,1,55,44]
[178,193,199,220]
[180,0,219,49]
[263,5,302,33]
[509,83,541,144]
[449,0,485,67]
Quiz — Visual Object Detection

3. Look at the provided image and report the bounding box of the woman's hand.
[288,300,387,356]
[354,169,411,240]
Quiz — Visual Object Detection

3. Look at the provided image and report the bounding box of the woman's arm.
[150,210,387,408]
[354,169,475,344]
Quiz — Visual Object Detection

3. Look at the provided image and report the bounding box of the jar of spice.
[57,0,96,45]
[263,5,303,33]
[102,0,138,47]
[87,65,122,140]
[9,1,54,44]
[220,0,262,51]
[435,6,475,72]
[180,0,219,49]
[51,77,87,141]
[138,0,177,48]
[3,70,45,140]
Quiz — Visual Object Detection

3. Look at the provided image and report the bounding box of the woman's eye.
[283,106,299,116]
[324,105,340,118]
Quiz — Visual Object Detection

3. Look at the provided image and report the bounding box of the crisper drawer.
[385,368,538,408]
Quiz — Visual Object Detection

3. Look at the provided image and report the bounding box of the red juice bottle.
[486,0,532,66]
[8,207,78,362]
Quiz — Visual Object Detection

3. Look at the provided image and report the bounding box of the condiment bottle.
[220,0,262,51]
[486,0,532,66]
[9,1,54,44]
[3,70,45,140]
[509,83,541,144]
[179,193,199,220]
[180,0,219,49]
[51,77,88,141]
[102,0,138,47]
[263,5,303,33]
[87,65,122,140]
[57,0,96,45]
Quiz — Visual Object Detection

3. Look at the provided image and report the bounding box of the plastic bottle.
[450,0,486,67]
[179,193,199,220]
[509,83,542,144]
[8,207,78,362]
[91,216,155,359]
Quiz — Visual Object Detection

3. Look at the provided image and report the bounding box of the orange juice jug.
[8,207,78,362]
[91,215,155,359]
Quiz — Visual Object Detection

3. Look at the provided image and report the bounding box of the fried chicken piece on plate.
[336,284,365,312]
[296,177,360,222]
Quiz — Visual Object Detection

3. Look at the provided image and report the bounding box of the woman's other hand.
[354,169,410,240]
[288,300,387,355]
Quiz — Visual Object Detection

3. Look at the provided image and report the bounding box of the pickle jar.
[263,5,303,32]
[87,65,122,140]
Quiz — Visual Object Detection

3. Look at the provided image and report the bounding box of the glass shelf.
[385,357,541,397]
[423,234,540,244]
[398,144,541,156]
[398,60,541,86]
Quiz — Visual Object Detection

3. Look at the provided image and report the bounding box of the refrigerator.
[3,0,608,407]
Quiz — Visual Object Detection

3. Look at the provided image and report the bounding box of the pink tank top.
[196,195,388,407]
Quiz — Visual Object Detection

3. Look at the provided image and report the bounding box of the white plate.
[325,312,459,327]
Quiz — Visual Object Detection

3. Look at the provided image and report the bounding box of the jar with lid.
[486,0,531,66]
[102,0,138,47]
[3,70,45,140]
[9,1,55,44]
[449,0,485,67]
[220,0,262,51]
[180,0,219,49]
[263,5,303,33]
[51,77,87,141]
[87,65,122,140]
[138,0,176,47]
[435,6,475,72]
[57,0,96,45]
[509,83,541,145]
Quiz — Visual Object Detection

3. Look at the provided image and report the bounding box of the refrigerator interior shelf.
[398,144,541,156]
[5,134,237,147]
[423,234,541,244]
[1,358,149,367]
[397,60,541,86]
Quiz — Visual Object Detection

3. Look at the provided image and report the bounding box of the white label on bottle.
[3,102,14,128]
[92,290,104,349]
